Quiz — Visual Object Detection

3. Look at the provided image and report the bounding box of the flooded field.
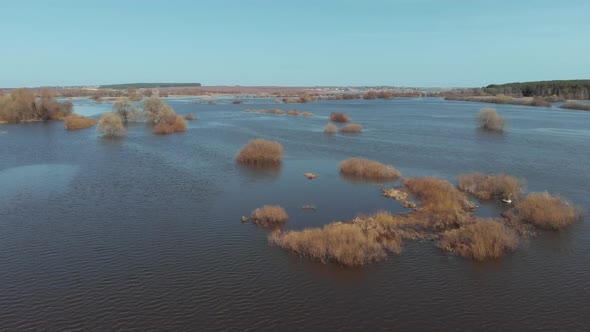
[1,97,589,331]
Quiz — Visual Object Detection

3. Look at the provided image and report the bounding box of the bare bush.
[457,173,524,200]
[478,108,505,131]
[250,205,288,227]
[64,114,97,130]
[330,112,350,123]
[507,192,580,230]
[324,123,337,135]
[97,113,126,137]
[340,158,401,181]
[339,123,362,133]
[559,101,590,111]
[236,139,284,165]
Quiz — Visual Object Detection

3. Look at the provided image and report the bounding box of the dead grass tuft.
[250,205,288,227]
[507,192,580,230]
[236,139,284,165]
[438,219,518,260]
[64,114,97,130]
[330,112,350,123]
[339,123,363,133]
[457,173,524,200]
[340,158,401,182]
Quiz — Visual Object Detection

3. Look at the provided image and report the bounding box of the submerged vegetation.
[438,219,518,261]
[97,113,126,137]
[446,94,551,107]
[250,205,288,227]
[0,88,73,123]
[458,173,524,200]
[478,108,505,131]
[329,112,350,123]
[324,123,337,135]
[340,158,401,182]
[64,114,97,130]
[559,101,590,111]
[339,123,363,133]
[236,139,284,165]
[505,192,580,230]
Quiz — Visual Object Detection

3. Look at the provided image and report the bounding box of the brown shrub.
[287,110,300,116]
[363,90,378,99]
[301,111,314,116]
[236,139,284,165]
[330,112,350,123]
[298,94,314,103]
[559,101,590,111]
[153,115,187,135]
[97,113,126,137]
[184,113,195,120]
[250,205,288,227]
[232,100,244,104]
[64,114,97,130]
[340,158,401,182]
[404,177,475,231]
[438,219,518,260]
[478,108,505,131]
[508,192,579,230]
[324,123,337,135]
[269,222,397,266]
[339,123,362,133]
[457,173,524,200]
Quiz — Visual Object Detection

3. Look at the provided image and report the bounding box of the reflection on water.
[236,163,282,184]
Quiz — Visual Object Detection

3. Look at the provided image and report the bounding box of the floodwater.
[1,97,589,331]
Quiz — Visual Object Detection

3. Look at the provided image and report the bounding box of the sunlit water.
[1,97,589,331]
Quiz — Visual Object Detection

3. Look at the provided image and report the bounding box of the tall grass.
[339,123,362,133]
[251,205,288,227]
[269,222,397,266]
[64,114,97,130]
[330,112,350,123]
[324,123,337,135]
[340,158,401,182]
[508,192,579,230]
[457,173,524,200]
[478,108,505,131]
[438,219,518,260]
[236,139,284,165]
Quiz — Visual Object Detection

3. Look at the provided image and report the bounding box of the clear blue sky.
[1,0,589,88]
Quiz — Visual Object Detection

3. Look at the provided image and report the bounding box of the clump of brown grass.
[64,114,97,130]
[153,115,187,135]
[304,172,317,180]
[457,173,524,200]
[232,100,244,104]
[245,109,287,115]
[287,110,300,116]
[478,108,505,131]
[438,219,518,261]
[507,192,580,230]
[184,113,195,120]
[339,123,362,133]
[324,123,337,135]
[330,112,350,123]
[301,111,314,116]
[382,187,416,208]
[340,158,401,182]
[559,101,590,111]
[250,205,288,227]
[404,177,475,231]
[268,222,397,266]
[236,139,284,165]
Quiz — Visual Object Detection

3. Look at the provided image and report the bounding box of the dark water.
[1,97,589,331]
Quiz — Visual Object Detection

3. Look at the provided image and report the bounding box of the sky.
[1,0,589,88]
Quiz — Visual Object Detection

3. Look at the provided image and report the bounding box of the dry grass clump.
[269,222,396,266]
[339,123,362,133]
[184,113,195,120]
[64,114,97,130]
[232,100,244,104]
[404,177,475,231]
[382,187,416,208]
[559,101,590,111]
[438,219,518,261]
[507,192,579,230]
[97,113,126,137]
[236,139,284,165]
[304,173,317,180]
[250,205,288,227]
[301,111,314,116]
[449,95,551,107]
[324,123,337,135]
[340,158,401,182]
[153,115,187,135]
[457,173,524,200]
[287,110,300,116]
[478,108,505,131]
[330,112,350,123]
[245,109,287,115]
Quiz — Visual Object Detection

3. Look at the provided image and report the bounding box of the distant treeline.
[99,83,202,89]
[484,80,590,100]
